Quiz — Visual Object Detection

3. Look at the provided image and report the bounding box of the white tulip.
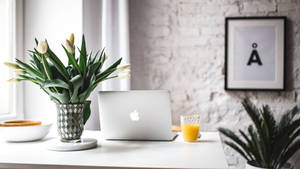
[7,78,21,82]
[66,39,75,54]
[4,62,19,69]
[13,69,25,75]
[36,41,48,54]
[117,64,130,71]
[69,33,75,46]
[118,69,130,79]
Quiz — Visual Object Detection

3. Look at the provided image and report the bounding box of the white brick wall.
[129,0,300,169]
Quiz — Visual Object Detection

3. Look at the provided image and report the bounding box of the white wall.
[23,0,83,122]
[129,0,300,169]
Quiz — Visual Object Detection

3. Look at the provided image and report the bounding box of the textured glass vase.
[56,103,84,143]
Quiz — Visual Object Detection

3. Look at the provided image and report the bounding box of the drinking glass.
[180,114,200,142]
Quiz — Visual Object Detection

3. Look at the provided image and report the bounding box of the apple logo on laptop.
[130,110,140,121]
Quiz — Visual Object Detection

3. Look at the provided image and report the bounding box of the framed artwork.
[225,17,286,91]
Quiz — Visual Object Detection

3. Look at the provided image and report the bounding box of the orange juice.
[181,124,200,142]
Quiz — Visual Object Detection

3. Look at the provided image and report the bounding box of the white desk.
[0,131,228,169]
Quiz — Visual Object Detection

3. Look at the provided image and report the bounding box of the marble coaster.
[47,138,97,151]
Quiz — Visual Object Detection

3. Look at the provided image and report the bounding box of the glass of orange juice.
[180,114,200,142]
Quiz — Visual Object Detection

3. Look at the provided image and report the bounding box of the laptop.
[98,90,177,141]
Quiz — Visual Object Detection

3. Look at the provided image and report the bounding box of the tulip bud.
[117,64,130,71]
[66,40,75,54]
[7,78,21,82]
[69,33,75,46]
[4,62,20,69]
[118,69,130,79]
[36,41,48,54]
[13,69,26,75]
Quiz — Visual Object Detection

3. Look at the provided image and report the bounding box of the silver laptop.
[98,90,176,141]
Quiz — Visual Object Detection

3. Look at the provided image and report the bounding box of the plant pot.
[56,103,84,143]
[246,163,269,169]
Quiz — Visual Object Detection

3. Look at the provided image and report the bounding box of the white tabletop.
[0,131,228,169]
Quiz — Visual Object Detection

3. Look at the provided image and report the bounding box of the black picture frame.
[225,16,286,91]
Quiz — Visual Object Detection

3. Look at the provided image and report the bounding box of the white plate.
[0,123,52,142]
[47,138,98,151]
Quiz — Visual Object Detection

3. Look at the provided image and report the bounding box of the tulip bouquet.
[5,34,130,125]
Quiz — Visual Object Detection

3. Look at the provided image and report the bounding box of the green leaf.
[224,140,250,161]
[239,130,255,161]
[90,50,100,64]
[62,45,81,74]
[16,59,44,80]
[43,79,70,89]
[248,125,265,167]
[34,38,38,45]
[69,75,83,103]
[83,100,91,124]
[261,105,275,165]
[18,74,42,85]
[272,107,300,165]
[32,53,44,73]
[277,139,300,169]
[218,127,252,160]
[45,41,69,80]
[278,106,299,134]
[244,126,263,166]
[96,49,106,74]
[242,99,267,163]
[95,58,122,80]
[43,88,70,103]
[41,54,53,80]
[79,35,87,74]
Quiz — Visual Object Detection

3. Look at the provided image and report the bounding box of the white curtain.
[101,0,130,91]
[85,0,130,129]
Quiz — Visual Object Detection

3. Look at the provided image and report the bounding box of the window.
[0,0,23,120]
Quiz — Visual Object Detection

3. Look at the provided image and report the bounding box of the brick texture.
[129,0,300,169]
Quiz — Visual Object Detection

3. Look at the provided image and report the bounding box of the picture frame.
[225,16,286,91]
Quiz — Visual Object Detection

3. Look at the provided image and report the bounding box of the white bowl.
[0,123,52,142]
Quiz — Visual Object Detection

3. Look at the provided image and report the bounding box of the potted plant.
[5,33,130,142]
[218,98,300,169]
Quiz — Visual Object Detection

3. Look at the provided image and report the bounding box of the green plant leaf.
[32,53,44,73]
[43,88,69,103]
[248,125,265,167]
[277,139,300,169]
[18,74,42,85]
[79,35,87,74]
[272,107,300,166]
[218,127,252,160]
[95,49,105,74]
[40,54,53,80]
[224,140,251,161]
[43,79,70,89]
[62,45,81,74]
[83,100,91,124]
[16,59,44,80]
[261,105,275,166]
[90,50,100,64]
[46,53,69,80]
[69,74,83,103]
[96,58,122,80]
[239,130,255,161]
[242,99,267,163]
[34,38,38,45]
